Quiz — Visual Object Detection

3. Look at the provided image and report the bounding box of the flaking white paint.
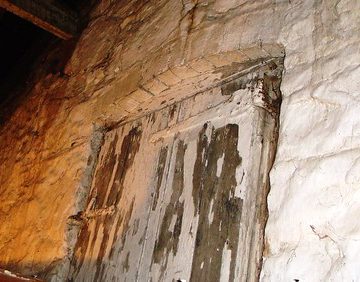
[1,0,359,281]
[220,246,232,282]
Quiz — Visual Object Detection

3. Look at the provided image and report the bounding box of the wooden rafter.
[0,0,78,39]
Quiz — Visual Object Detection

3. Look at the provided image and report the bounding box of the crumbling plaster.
[0,0,359,281]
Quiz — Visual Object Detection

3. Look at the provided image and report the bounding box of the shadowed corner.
[0,0,99,127]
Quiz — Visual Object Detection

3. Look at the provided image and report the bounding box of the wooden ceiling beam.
[0,0,78,39]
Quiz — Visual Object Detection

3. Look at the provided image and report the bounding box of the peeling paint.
[216,152,225,177]
[152,141,186,267]
[190,124,242,282]
[152,146,168,211]
[68,59,282,282]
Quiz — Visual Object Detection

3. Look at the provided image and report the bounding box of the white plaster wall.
[1,0,360,280]
[261,0,360,281]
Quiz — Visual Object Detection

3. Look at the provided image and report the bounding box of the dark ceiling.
[0,9,52,80]
[0,0,96,79]
[0,0,98,125]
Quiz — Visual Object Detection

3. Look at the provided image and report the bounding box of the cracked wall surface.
[0,0,359,281]
[67,58,282,282]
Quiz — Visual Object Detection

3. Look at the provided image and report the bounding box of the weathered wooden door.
[69,63,281,282]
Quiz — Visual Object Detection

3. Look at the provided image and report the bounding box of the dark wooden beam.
[0,0,78,39]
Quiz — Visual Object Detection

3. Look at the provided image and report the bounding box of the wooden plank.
[69,117,168,281]
[139,85,274,282]
[0,0,78,39]
[68,60,282,281]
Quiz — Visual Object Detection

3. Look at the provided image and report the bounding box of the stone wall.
[0,0,359,281]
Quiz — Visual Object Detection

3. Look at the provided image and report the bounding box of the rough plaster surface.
[0,0,359,281]
[68,60,282,282]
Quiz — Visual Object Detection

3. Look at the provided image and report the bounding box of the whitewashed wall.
[262,0,360,281]
[0,0,359,281]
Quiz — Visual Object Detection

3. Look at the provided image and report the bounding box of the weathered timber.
[190,124,242,282]
[68,58,283,281]
[0,0,78,39]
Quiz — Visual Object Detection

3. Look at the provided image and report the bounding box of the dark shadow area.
[0,10,55,126]
[62,0,99,20]
[0,0,99,126]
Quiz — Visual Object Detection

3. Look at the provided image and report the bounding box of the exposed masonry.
[94,44,284,126]
[36,125,106,281]
[66,57,283,281]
